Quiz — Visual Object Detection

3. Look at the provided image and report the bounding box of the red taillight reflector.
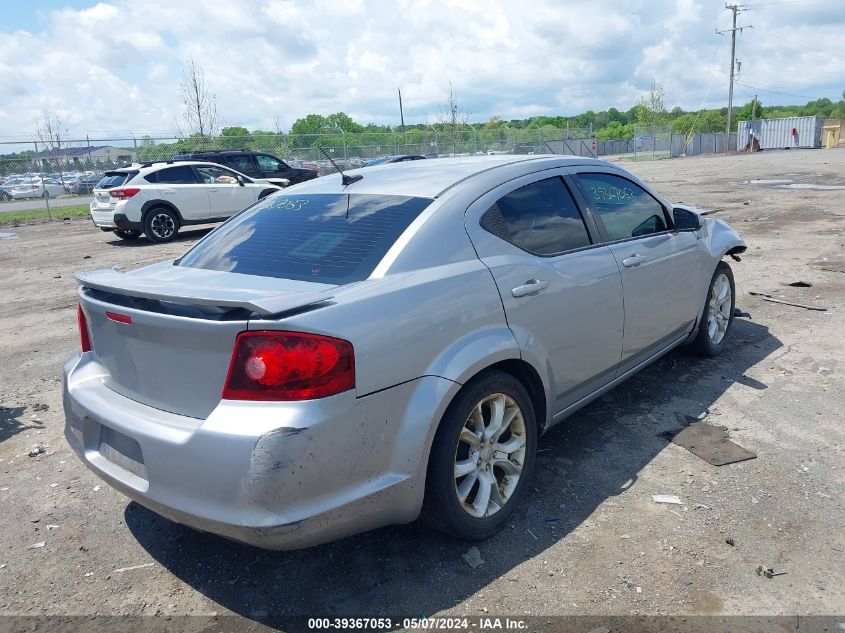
[222,331,354,401]
[105,311,132,324]
[77,304,92,352]
[108,188,140,199]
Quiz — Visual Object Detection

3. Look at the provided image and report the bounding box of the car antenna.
[318,146,362,186]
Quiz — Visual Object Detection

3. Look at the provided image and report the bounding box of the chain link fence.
[0,125,739,222]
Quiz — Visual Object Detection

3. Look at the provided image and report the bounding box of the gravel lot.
[0,150,843,627]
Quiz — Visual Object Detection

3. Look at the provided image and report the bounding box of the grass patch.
[0,204,90,226]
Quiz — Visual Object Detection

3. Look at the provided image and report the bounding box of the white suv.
[89,161,282,242]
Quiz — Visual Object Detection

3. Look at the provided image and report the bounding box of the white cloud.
[0,0,841,139]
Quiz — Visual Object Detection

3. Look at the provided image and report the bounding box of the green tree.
[290,114,326,136]
[736,98,765,122]
[634,81,668,127]
[596,120,634,140]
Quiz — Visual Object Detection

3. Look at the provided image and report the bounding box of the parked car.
[1,177,38,200]
[171,150,317,186]
[69,173,104,195]
[88,161,281,242]
[65,156,745,549]
[364,154,427,167]
[9,178,66,199]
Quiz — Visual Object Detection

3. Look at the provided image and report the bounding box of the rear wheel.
[113,229,141,240]
[422,370,537,540]
[690,261,735,356]
[144,207,180,243]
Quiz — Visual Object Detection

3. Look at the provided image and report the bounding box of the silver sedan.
[63,155,745,549]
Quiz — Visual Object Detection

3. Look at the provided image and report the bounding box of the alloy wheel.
[150,213,176,240]
[707,273,732,344]
[454,393,527,518]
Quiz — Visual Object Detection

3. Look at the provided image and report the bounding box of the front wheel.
[422,370,537,540]
[690,261,735,356]
[144,207,180,243]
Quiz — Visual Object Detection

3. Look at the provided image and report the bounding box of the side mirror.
[237,176,245,187]
[673,207,702,232]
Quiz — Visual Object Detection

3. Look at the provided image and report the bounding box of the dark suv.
[171,150,318,186]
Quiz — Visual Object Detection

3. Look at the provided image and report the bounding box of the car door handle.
[511,279,548,297]
[207,188,219,192]
[622,254,646,268]
[161,189,176,194]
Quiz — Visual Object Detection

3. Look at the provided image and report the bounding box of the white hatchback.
[89,161,282,242]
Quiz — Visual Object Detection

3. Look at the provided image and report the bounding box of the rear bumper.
[63,352,458,549]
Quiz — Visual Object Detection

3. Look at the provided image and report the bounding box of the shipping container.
[738,116,823,150]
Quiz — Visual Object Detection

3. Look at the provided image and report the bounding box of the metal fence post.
[33,141,51,221]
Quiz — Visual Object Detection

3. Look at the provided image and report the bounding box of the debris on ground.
[664,422,757,466]
[114,562,155,573]
[652,494,683,505]
[32,403,49,412]
[620,478,635,491]
[787,281,813,288]
[26,542,46,549]
[733,308,752,318]
[27,445,46,457]
[461,547,485,569]
[725,537,735,546]
[756,565,782,579]
[749,291,827,312]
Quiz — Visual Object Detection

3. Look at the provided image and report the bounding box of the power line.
[743,0,820,7]
[734,81,821,100]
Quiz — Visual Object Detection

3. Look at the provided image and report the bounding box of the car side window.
[196,165,240,184]
[154,166,198,185]
[574,172,667,241]
[224,155,254,174]
[480,177,591,256]
[256,155,285,172]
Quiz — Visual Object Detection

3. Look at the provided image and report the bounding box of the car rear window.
[177,194,433,284]
[97,171,137,189]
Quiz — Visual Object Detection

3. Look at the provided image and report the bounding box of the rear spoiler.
[75,268,335,317]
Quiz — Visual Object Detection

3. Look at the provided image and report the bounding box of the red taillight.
[77,304,92,353]
[222,331,354,401]
[109,188,140,199]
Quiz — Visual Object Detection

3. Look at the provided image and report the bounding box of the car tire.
[421,370,537,540]
[690,261,735,357]
[113,229,141,240]
[144,207,180,243]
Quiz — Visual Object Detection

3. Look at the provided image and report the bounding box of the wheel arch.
[141,199,183,225]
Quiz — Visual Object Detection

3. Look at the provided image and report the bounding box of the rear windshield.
[97,171,137,189]
[177,194,433,284]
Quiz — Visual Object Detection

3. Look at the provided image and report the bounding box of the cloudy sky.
[0,0,841,139]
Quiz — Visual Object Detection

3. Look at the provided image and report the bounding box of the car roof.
[286,155,610,198]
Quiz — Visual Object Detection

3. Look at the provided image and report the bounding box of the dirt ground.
[1,150,843,627]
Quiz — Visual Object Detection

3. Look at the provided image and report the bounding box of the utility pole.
[751,94,757,120]
[398,88,406,146]
[718,4,751,152]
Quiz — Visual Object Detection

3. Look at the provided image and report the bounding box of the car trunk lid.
[77,262,336,419]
